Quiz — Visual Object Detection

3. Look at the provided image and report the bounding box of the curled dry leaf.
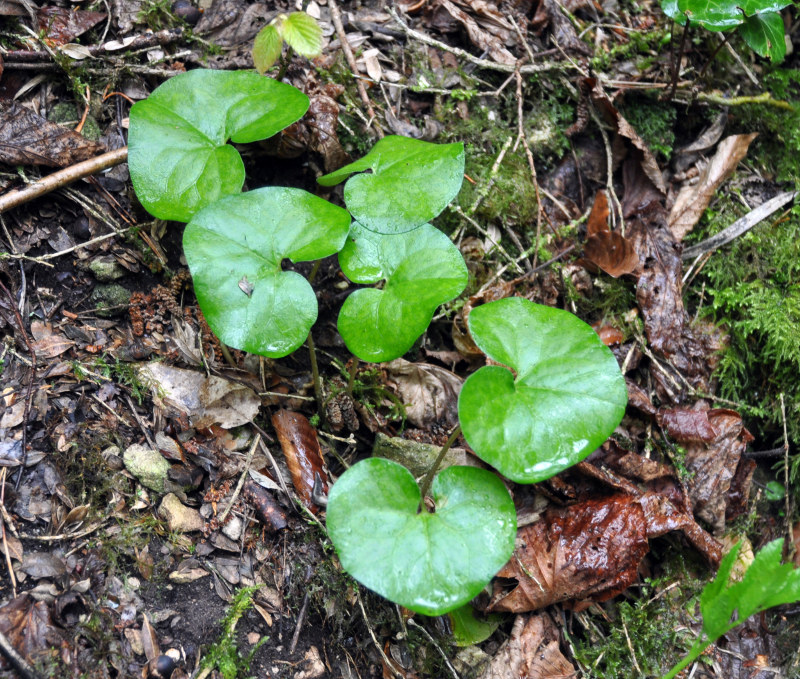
[243,479,288,531]
[478,613,577,679]
[139,363,260,429]
[0,102,103,167]
[669,133,759,241]
[684,408,754,534]
[384,358,462,428]
[438,0,516,64]
[272,410,328,513]
[485,495,649,612]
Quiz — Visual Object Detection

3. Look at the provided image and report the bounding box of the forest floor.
[1,0,800,678]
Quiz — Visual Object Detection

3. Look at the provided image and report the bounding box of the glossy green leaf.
[740,11,786,61]
[661,0,791,29]
[183,187,350,358]
[458,298,627,484]
[448,604,504,647]
[337,223,468,362]
[253,25,283,74]
[318,136,465,235]
[129,69,309,222]
[326,458,516,616]
[765,480,785,501]
[280,12,323,57]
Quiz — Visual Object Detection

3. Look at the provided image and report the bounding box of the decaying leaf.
[0,594,65,671]
[437,0,516,64]
[684,408,754,534]
[0,102,103,167]
[668,133,758,241]
[139,362,260,429]
[478,613,577,679]
[243,479,288,531]
[531,0,592,56]
[656,406,717,443]
[384,358,462,428]
[30,321,74,358]
[38,6,106,46]
[272,409,328,512]
[582,191,638,278]
[486,495,649,612]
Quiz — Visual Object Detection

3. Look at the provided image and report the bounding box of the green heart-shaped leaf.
[458,298,627,484]
[448,604,504,646]
[326,458,516,616]
[129,69,309,222]
[183,187,350,358]
[338,222,468,362]
[318,136,465,235]
[741,11,786,61]
[661,0,791,29]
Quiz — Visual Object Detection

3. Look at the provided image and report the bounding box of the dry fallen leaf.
[0,102,103,167]
[0,594,65,671]
[438,0,516,64]
[272,409,328,513]
[384,358,463,428]
[669,133,759,241]
[139,362,260,429]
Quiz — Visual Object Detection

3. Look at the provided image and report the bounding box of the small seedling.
[661,0,791,62]
[252,12,323,74]
[663,538,800,679]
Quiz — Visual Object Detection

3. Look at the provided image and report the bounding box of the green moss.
[619,95,677,160]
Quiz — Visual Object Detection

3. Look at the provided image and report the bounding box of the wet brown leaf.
[592,324,624,346]
[37,6,106,46]
[0,102,103,167]
[656,407,717,443]
[584,231,638,278]
[586,190,610,237]
[625,379,656,415]
[272,410,328,513]
[684,408,754,534]
[384,358,462,428]
[669,133,758,241]
[486,495,649,612]
[243,479,287,531]
[0,594,65,670]
[478,613,577,679]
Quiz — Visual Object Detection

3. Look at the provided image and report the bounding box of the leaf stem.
[662,640,707,679]
[307,332,323,420]
[345,357,359,398]
[417,424,461,513]
[277,46,294,81]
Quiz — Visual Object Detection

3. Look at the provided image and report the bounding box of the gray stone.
[89,256,126,282]
[90,284,131,317]
[372,433,476,477]
[158,493,204,533]
[123,444,170,492]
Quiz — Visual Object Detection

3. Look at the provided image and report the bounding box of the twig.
[588,104,624,234]
[450,205,524,273]
[407,619,461,679]
[681,192,797,260]
[356,587,403,679]
[329,0,383,137]
[2,519,17,598]
[219,436,258,523]
[289,592,309,655]
[388,8,569,75]
[0,280,35,491]
[124,394,158,452]
[694,90,793,110]
[418,425,461,511]
[0,147,128,214]
[780,394,793,562]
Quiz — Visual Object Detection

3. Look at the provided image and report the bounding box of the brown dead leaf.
[272,410,328,513]
[437,0,516,64]
[243,480,287,531]
[486,495,649,612]
[668,133,758,241]
[306,83,349,173]
[586,190,610,237]
[656,407,717,443]
[38,6,106,46]
[0,102,104,167]
[684,408,754,534]
[384,358,462,428]
[532,0,592,56]
[30,320,73,358]
[140,611,160,661]
[0,594,65,670]
[478,613,577,679]
[584,231,638,278]
[139,363,260,429]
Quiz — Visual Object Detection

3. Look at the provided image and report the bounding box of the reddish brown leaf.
[625,380,656,415]
[272,409,328,513]
[0,102,103,167]
[586,190,610,238]
[684,409,754,533]
[592,324,624,346]
[243,480,288,530]
[485,495,649,612]
[0,594,65,670]
[584,230,638,278]
[37,6,106,46]
[478,613,577,679]
[656,407,717,443]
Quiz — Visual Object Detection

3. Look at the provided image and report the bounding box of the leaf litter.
[0,0,798,676]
